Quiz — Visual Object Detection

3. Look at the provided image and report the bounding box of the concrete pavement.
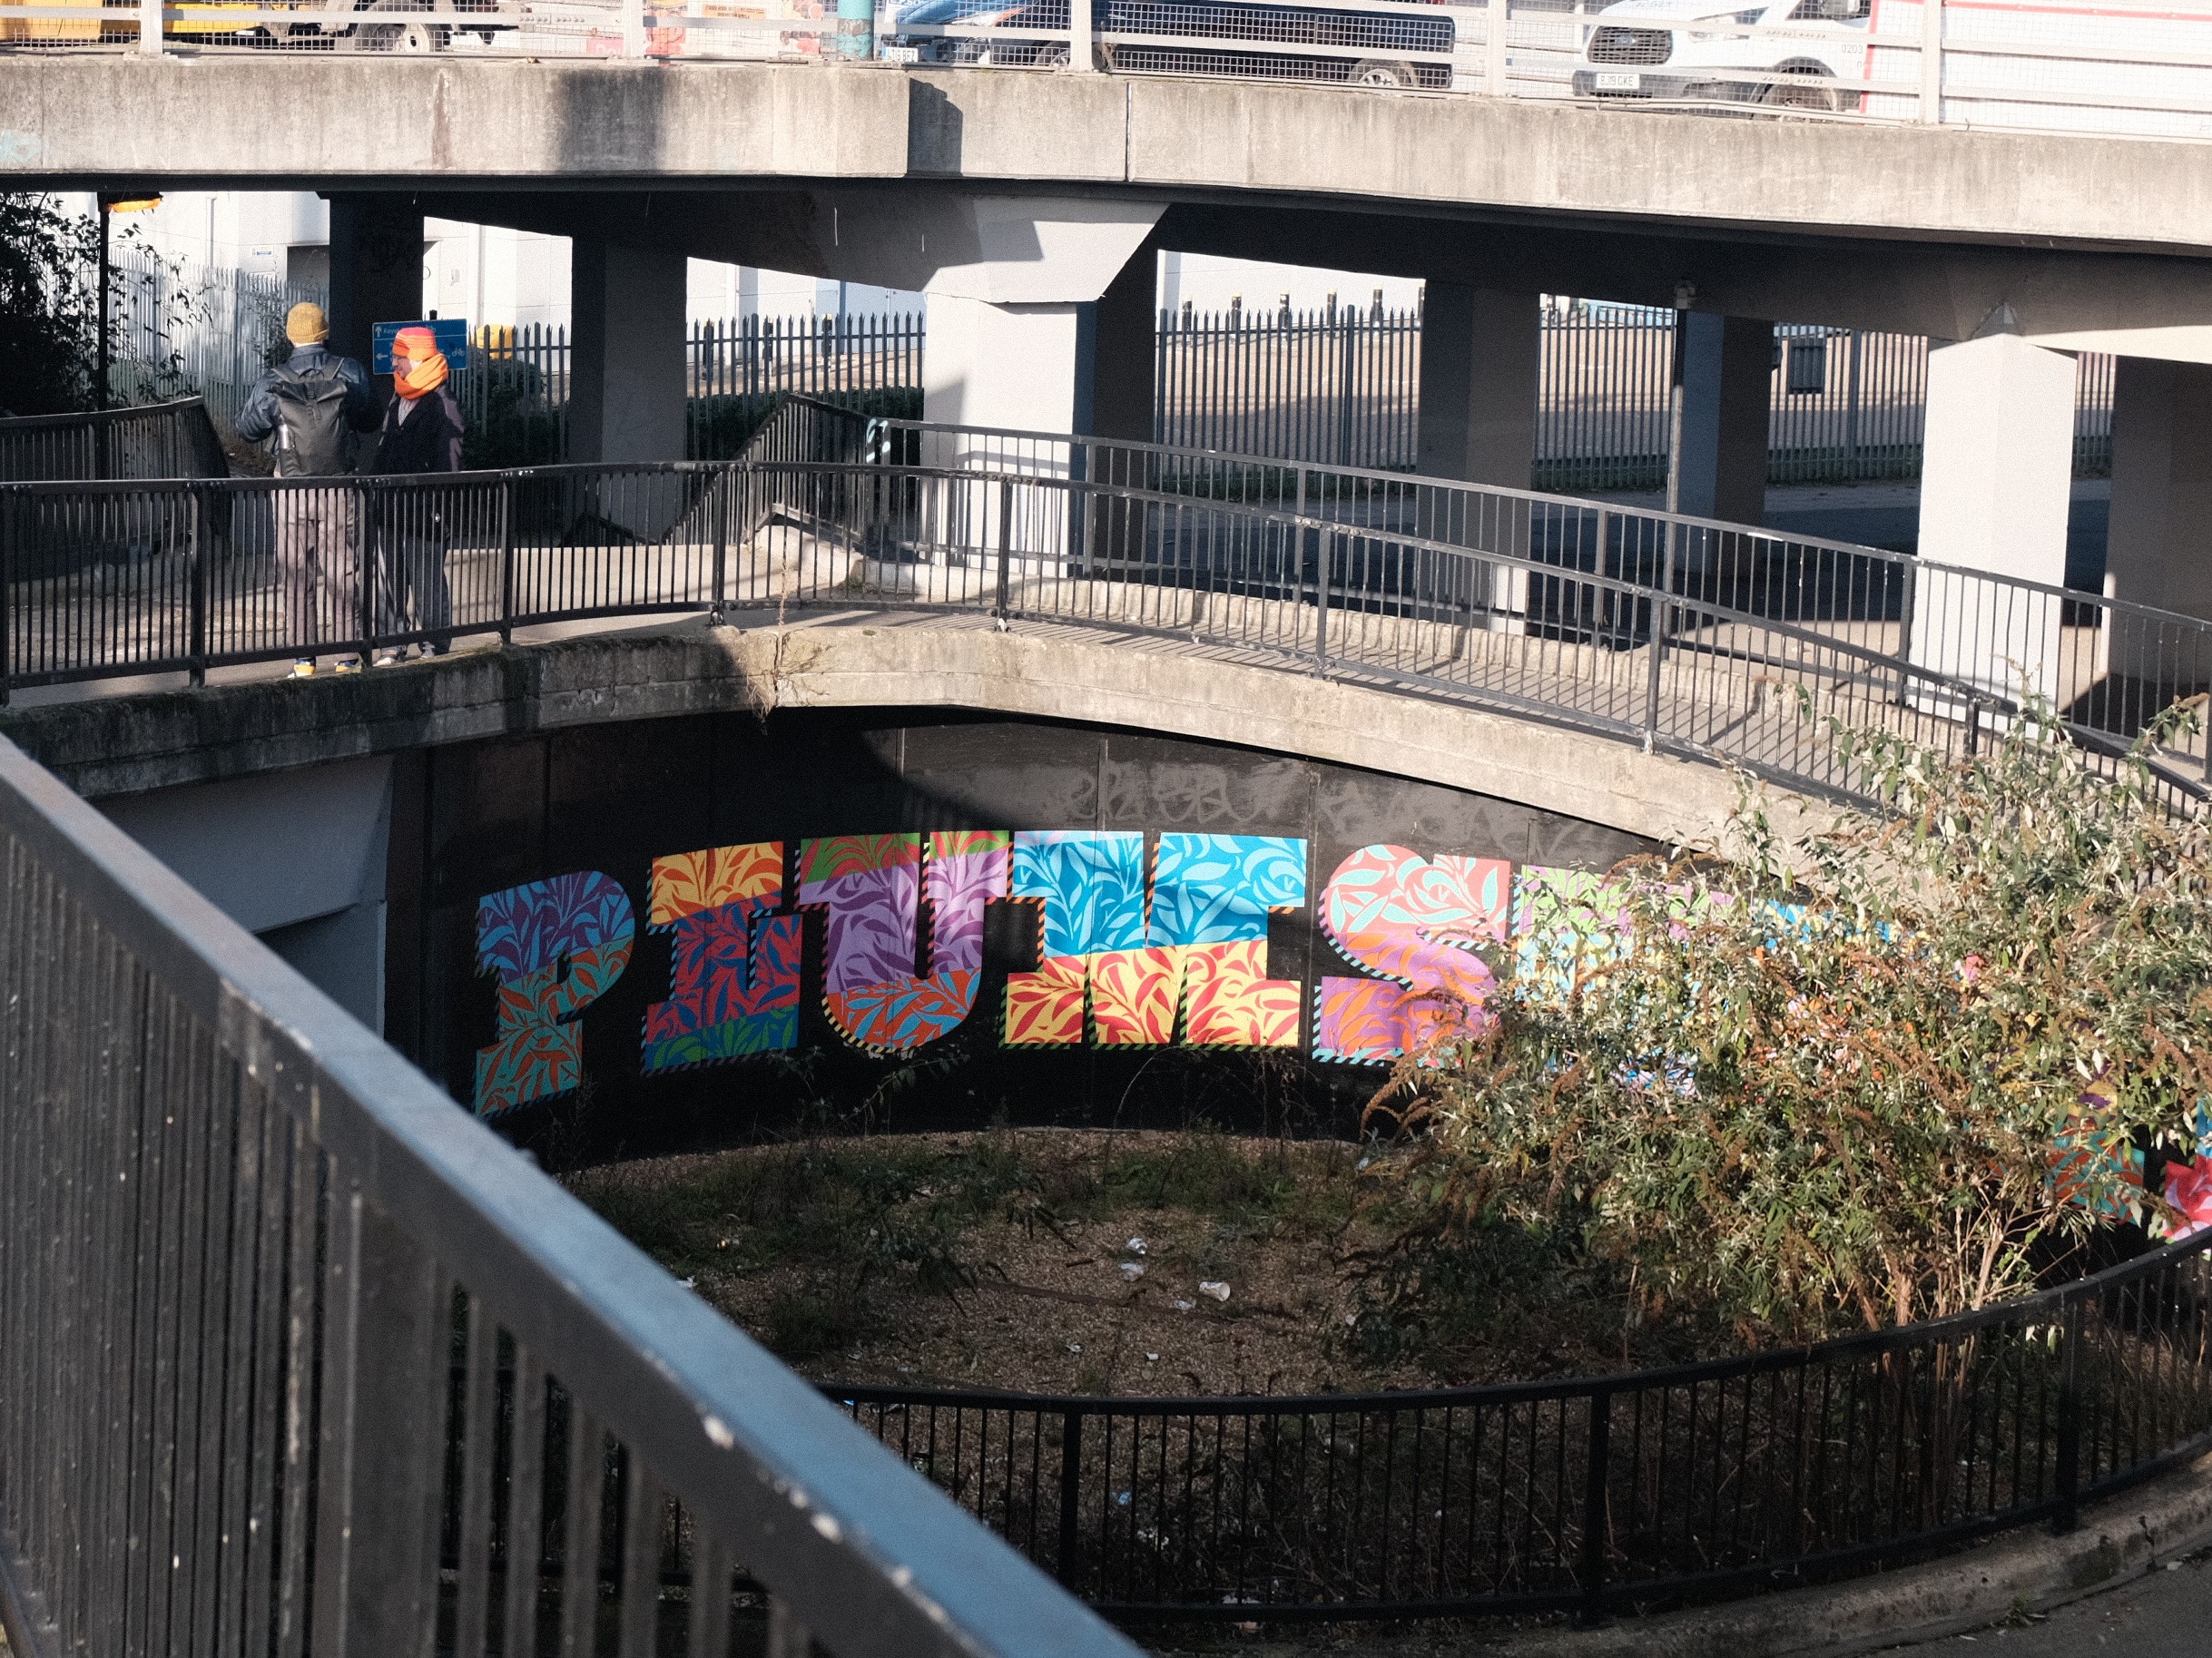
[1881,1547,2212,1655]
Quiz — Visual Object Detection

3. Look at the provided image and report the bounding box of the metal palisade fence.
[1158,299,2117,486]
[118,252,2116,486]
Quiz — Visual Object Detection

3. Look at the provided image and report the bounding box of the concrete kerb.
[1488,1450,2212,1658]
[0,613,1838,860]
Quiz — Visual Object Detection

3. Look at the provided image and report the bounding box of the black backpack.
[269,359,356,477]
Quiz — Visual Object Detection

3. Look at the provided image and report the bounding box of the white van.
[1568,0,1870,111]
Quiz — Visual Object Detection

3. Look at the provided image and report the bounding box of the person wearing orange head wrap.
[369,326,466,665]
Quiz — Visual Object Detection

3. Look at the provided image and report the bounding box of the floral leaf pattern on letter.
[474,871,636,1116]
[641,842,801,1074]
[1313,846,1509,1066]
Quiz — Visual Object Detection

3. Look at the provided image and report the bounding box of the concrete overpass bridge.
[9,46,2212,685]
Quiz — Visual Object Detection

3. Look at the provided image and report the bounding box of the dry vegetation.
[566,1125,1689,1396]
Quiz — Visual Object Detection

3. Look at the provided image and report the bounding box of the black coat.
[372,388,465,476]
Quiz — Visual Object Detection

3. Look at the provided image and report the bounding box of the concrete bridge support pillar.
[1416,284,1540,628]
[2103,356,2212,688]
[920,246,1155,439]
[1912,332,2077,706]
[569,239,689,464]
[326,195,424,399]
[1669,311,1772,528]
[1418,285,1539,489]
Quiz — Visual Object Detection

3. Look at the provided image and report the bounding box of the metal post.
[1919,0,1943,123]
[138,0,162,57]
[1644,509,1673,752]
[765,1598,811,1658]
[188,484,207,687]
[1313,527,1332,676]
[711,465,730,625]
[357,482,376,660]
[1057,1409,1085,1589]
[1576,1389,1614,1628]
[95,207,113,417]
[2052,1292,2083,1535]
[498,475,516,645]
[994,477,1013,627]
[0,492,12,707]
[1486,0,1508,94]
[1336,320,1357,466]
[1067,0,1093,69]
[1843,329,1864,481]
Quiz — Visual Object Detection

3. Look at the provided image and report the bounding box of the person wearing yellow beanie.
[235,300,378,676]
[368,325,466,666]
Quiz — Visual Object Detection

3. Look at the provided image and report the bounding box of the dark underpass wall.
[384,708,1653,1164]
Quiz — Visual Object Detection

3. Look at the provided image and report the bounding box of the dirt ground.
[566,1126,1441,1396]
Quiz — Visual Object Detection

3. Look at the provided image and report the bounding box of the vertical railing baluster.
[188,482,207,687]
[499,474,516,644]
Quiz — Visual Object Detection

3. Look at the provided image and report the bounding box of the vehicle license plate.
[882,43,919,60]
[1595,71,1641,89]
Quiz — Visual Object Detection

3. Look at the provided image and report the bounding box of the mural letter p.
[475,871,637,1117]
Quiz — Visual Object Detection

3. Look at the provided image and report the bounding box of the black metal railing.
[2,396,2208,811]
[0,396,227,485]
[0,729,1145,1658]
[822,1228,2212,1618]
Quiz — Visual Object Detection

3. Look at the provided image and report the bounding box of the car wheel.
[1764,64,1837,110]
[340,0,448,51]
[1351,57,1413,87]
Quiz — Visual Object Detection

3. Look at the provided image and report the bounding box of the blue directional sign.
[372,319,472,375]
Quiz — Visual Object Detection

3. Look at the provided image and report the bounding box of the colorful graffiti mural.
[475,871,637,1115]
[640,840,801,1074]
[801,829,1012,1055]
[470,832,1613,1114]
[1007,832,1308,1048]
[1314,847,1509,1065]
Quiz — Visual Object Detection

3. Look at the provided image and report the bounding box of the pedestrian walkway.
[1881,1546,2212,1654]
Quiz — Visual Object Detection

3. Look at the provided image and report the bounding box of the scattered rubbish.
[1119,1261,1145,1280]
[1126,1237,1148,1256]
[1198,1280,1232,1302]
[1145,1352,1160,1362]
[1067,1342,1083,1354]
[677,1277,696,1289]
[1172,1299,1195,1313]
[1115,1491,1132,1506]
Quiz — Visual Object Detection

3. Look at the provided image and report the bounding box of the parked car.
[1569,0,1868,111]
[884,0,1455,88]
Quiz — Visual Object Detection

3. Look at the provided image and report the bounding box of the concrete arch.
[1,613,1834,852]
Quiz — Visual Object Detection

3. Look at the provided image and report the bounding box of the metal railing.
[0,722,1144,1658]
[9,400,2212,1635]
[0,396,228,485]
[821,1227,2212,1618]
[2,397,2206,809]
[10,0,2212,148]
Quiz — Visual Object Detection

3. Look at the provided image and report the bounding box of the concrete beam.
[15,57,2212,268]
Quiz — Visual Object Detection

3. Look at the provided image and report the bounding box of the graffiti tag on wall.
[472,833,1617,1117]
